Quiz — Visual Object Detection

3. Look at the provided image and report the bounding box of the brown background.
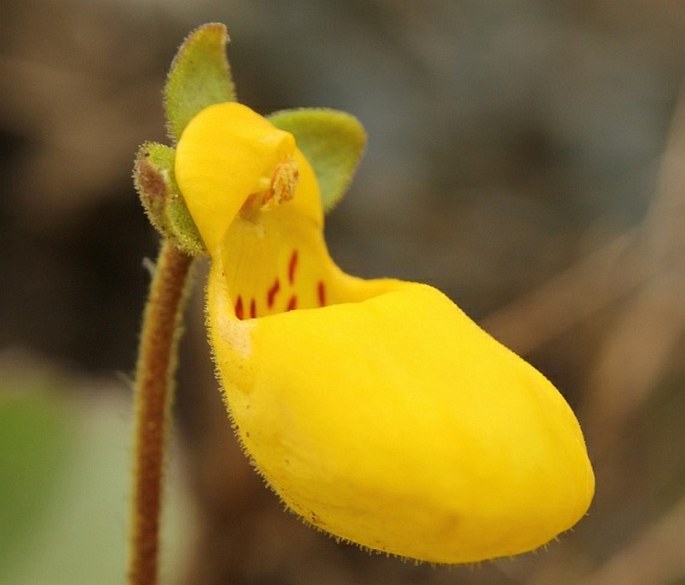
[3,1,685,584]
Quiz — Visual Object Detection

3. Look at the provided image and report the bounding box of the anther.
[241,157,299,216]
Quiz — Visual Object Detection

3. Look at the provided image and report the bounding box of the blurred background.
[2,1,685,584]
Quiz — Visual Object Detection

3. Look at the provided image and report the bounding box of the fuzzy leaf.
[269,109,366,212]
[133,142,205,255]
[164,23,236,141]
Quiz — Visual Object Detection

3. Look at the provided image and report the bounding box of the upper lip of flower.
[175,102,323,255]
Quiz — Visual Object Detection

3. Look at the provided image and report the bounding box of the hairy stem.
[127,241,194,585]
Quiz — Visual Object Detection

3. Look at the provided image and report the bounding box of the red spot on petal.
[288,250,298,285]
[250,298,257,319]
[267,279,281,309]
[286,295,297,311]
[235,296,244,320]
[317,281,326,307]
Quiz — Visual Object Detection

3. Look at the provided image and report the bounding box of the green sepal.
[164,23,236,142]
[269,108,367,212]
[133,142,205,255]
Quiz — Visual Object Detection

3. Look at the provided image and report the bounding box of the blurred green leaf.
[0,365,192,585]
[0,390,74,576]
[164,23,236,141]
[269,108,367,212]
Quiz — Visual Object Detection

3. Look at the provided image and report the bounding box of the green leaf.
[133,142,205,255]
[269,108,367,212]
[164,23,236,141]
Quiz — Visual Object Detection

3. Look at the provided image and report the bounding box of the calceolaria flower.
[137,24,594,564]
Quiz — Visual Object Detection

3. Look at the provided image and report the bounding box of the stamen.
[241,157,299,216]
[263,158,299,210]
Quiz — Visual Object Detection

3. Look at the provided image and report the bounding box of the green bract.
[133,142,204,255]
[164,23,236,142]
[269,109,366,211]
[133,24,366,246]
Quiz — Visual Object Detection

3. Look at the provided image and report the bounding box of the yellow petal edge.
[175,102,595,564]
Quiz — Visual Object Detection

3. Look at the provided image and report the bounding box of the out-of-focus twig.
[496,86,685,585]
[579,491,685,585]
[582,267,685,451]
[481,231,644,355]
[483,87,685,455]
[581,87,685,452]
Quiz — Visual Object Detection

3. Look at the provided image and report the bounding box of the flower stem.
[127,241,194,585]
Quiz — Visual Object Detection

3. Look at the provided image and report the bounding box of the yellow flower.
[175,101,594,563]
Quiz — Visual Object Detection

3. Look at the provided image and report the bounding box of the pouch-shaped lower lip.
[206,257,594,563]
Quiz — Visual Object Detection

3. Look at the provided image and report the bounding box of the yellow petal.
[206,261,594,563]
[177,102,594,563]
[175,102,322,253]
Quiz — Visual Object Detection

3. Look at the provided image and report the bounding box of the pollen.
[264,158,299,209]
[242,157,300,216]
